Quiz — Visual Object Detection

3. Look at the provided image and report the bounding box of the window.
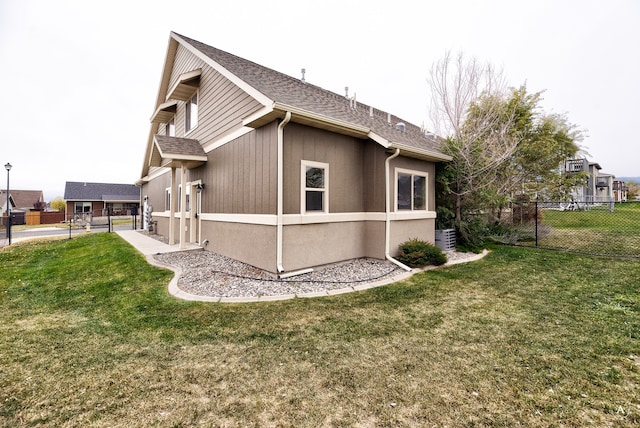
[165,186,190,211]
[74,202,92,213]
[301,160,329,213]
[396,169,427,211]
[165,117,175,136]
[185,92,198,132]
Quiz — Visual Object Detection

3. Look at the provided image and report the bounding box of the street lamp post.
[4,162,11,245]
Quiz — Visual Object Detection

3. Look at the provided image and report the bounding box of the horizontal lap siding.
[151,44,271,215]
[170,44,263,146]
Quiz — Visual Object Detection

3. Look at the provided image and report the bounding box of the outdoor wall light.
[196,183,205,193]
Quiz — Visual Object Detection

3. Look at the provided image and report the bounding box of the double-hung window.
[301,160,329,213]
[396,168,427,211]
[185,92,198,133]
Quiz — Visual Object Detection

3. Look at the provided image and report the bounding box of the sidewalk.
[115,230,201,256]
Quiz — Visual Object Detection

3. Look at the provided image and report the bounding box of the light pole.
[4,162,11,245]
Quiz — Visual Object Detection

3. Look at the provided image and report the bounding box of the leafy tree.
[428,52,585,247]
[50,197,66,212]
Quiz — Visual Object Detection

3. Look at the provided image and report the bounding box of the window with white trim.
[185,92,198,133]
[301,160,329,213]
[396,168,427,211]
[165,117,175,137]
[165,185,190,211]
[74,202,92,213]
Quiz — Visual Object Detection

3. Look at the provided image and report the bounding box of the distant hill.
[618,177,640,183]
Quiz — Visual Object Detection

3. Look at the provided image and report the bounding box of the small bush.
[396,239,447,268]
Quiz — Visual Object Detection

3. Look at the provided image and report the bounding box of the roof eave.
[244,103,370,138]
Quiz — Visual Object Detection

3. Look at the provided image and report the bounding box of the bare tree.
[428,51,520,221]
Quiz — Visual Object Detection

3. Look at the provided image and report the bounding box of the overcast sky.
[1,0,638,201]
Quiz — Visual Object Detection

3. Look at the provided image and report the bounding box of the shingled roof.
[173,33,448,160]
[175,33,449,158]
[0,189,43,211]
[140,33,450,180]
[64,182,140,202]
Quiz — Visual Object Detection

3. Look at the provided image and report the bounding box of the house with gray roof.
[63,182,140,221]
[137,32,451,275]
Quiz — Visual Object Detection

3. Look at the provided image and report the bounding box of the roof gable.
[0,189,44,210]
[141,32,450,180]
[173,33,448,159]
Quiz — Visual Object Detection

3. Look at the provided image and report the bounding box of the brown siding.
[283,123,366,214]
[169,44,263,144]
[188,123,277,215]
[363,144,387,212]
[142,172,171,213]
[390,156,437,211]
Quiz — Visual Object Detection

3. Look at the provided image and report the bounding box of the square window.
[396,169,427,211]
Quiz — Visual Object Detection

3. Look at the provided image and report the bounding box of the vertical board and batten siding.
[362,144,387,212]
[168,44,264,146]
[388,155,436,212]
[189,123,278,215]
[142,173,171,214]
[283,123,366,214]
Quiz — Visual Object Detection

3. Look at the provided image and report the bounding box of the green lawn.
[542,202,640,232]
[1,234,639,427]
[518,202,640,256]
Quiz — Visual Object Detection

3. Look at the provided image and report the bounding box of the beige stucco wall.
[388,219,435,255]
[200,221,276,272]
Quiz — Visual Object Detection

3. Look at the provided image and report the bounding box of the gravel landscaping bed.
[152,246,485,299]
[154,250,402,298]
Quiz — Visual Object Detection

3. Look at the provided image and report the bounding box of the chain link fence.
[493,201,640,258]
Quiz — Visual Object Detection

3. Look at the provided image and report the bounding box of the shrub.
[396,239,447,268]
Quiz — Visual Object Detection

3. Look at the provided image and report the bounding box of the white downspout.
[179,162,187,250]
[276,111,292,273]
[385,148,412,271]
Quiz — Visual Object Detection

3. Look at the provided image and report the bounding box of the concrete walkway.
[115,230,201,255]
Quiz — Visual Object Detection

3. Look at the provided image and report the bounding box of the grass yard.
[1,234,639,427]
[526,202,640,256]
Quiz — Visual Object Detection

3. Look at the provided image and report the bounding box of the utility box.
[435,229,456,251]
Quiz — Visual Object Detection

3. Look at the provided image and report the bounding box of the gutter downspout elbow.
[276,111,292,273]
[385,148,412,272]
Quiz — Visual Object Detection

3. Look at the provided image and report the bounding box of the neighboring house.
[137,32,451,274]
[63,182,140,222]
[565,158,614,203]
[1,189,45,225]
[0,189,15,215]
[613,180,628,202]
[1,189,44,211]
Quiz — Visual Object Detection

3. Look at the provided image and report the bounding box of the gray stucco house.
[137,32,451,275]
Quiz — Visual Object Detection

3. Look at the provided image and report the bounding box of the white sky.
[1,0,638,201]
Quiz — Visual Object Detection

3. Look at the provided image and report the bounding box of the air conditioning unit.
[435,229,456,251]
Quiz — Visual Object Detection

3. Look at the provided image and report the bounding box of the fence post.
[535,199,539,247]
